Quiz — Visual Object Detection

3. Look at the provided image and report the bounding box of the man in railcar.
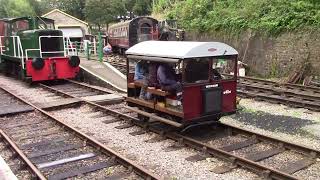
[157,63,182,100]
[134,61,149,99]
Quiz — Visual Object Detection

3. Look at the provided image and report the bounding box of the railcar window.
[184,58,210,83]
[211,58,236,80]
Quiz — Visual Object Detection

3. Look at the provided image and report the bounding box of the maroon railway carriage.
[125,41,238,128]
[108,17,159,54]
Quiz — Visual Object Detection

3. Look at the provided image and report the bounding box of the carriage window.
[140,23,151,34]
[211,58,236,80]
[138,23,153,42]
[184,58,210,83]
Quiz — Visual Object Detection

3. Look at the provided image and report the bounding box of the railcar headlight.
[69,56,80,67]
[32,57,45,70]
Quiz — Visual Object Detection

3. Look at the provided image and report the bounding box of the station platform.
[79,57,127,92]
[0,155,18,180]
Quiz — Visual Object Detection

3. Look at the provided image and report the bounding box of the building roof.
[126,41,238,62]
[42,9,88,26]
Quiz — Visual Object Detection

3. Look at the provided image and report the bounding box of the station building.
[42,9,89,42]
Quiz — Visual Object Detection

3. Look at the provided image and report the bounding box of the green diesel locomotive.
[0,16,80,81]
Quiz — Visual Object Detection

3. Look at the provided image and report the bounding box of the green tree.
[85,0,126,30]
[133,0,152,16]
[40,0,86,20]
[0,0,35,18]
[27,0,44,15]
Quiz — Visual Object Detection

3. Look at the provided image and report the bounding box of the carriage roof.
[126,41,238,63]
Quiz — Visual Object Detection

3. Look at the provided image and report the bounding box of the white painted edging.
[0,156,18,180]
[80,65,127,92]
[103,61,127,79]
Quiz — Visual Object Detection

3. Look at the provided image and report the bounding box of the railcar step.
[0,104,34,116]
[219,137,258,152]
[245,148,285,162]
[279,157,315,174]
[48,161,116,180]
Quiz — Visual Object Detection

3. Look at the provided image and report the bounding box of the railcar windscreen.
[184,58,210,83]
[211,58,236,80]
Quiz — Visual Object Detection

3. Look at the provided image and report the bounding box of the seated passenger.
[157,63,182,100]
[134,61,148,99]
[146,62,159,88]
[212,68,222,80]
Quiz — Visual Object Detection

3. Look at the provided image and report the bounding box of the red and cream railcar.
[108,17,159,54]
[125,41,238,128]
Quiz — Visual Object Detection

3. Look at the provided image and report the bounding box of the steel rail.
[0,130,47,180]
[38,83,320,180]
[238,76,320,93]
[1,85,160,180]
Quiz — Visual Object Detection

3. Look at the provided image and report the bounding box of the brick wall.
[186,31,320,78]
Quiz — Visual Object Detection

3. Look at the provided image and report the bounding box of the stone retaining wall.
[186,31,320,78]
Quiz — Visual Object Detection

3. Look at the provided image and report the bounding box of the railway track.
[37,80,320,179]
[238,76,320,111]
[0,85,159,179]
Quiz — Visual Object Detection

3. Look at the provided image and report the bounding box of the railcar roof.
[126,41,238,62]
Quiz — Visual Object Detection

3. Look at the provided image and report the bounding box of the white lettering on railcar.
[206,84,218,88]
[223,90,232,95]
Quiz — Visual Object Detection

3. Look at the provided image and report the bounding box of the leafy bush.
[153,0,320,34]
